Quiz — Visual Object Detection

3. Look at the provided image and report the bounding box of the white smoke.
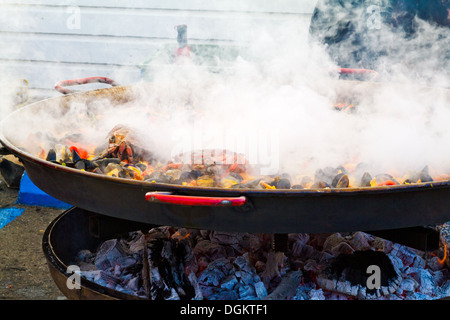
[1,3,449,182]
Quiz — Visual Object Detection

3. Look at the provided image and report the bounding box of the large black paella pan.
[1,80,449,234]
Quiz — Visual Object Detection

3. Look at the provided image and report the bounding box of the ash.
[73,224,450,300]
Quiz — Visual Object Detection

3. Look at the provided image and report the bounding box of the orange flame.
[172,231,191,240]
[431,242,448,265]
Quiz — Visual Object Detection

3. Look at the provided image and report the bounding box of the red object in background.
[175,46,191,57]
[54,76,119,94]
[175,24,191,58]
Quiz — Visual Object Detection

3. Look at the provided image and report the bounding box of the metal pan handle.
[145,191,247,207]
[54,77,119,94]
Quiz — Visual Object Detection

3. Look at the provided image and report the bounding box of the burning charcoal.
[94,239,128,270]
[126,276,141,292]
[261,251,286,286]
[144,235,199,300]
[233,255,257,278]
[254,281,268,299]
[208,289,239,300]
[347,232,373,252]
[263,271,303,300]
[254,260,265,273]
[194,240,227,262]
[319,289,340,300]
[400,278,419,292]
[360,172,372,187]
[92,270,123,290]
[187,272,203,300]
[406,268,436,295]
[159,240,191,298]
[291,184,304,189]
[236,234,262,253]
[237,283,257,299]
[80,270,101,282]
[198,258,235,287]
[441,281,450,298]
[220,275,239,290]
[390,243,421,267]
[330,242,355,256]
[76,249,95,263]
[289,233,310,257]
[209,231,241,246]
[323,233,346,253]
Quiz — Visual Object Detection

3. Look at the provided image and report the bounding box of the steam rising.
[1,6,449,180]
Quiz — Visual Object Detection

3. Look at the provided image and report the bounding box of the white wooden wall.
[0,0,317,100]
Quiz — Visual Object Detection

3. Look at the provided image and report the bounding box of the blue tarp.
[0,207,25,230]
[16,172,71,209]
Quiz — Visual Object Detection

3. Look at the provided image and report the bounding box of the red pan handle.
[145,191,247,207]
[54,76,119,94]
[338,68,379,80]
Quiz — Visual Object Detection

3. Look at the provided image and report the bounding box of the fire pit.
[43,207,450,300]
[1,68,449,302]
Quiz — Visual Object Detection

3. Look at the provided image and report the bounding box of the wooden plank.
[0,5,312,42]
[1,0,318,14]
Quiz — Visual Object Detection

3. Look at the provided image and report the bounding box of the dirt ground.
[0,182,65,300]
